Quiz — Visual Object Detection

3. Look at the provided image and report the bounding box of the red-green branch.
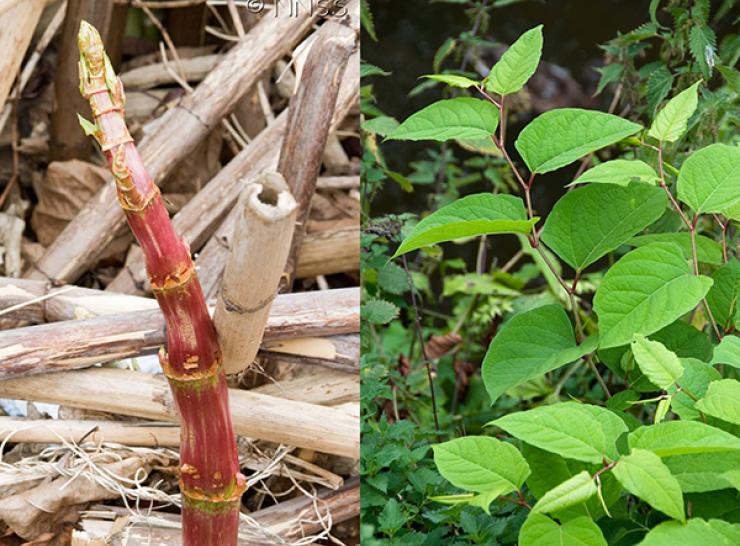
[77,21,245,545]
[655,145,722,340]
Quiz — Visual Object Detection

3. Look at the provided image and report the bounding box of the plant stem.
[77,22,244,545]
[400,254,441,433]
[657,146,722,341]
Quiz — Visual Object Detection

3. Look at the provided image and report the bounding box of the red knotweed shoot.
[76,21,245,544]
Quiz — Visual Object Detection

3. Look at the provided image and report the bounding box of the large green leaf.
[489,402,627,464]
[386,97,499,142]
[706,259,740,331]
[664,451,740,492]
[628,233,724,266]
[630,335,684,390]
[519,514,607,546]
[712,335,740,368]
[568,159,660,187]
[638,518,740,546]
[629,421,740,456]
[677,143,740,214]
[485,25,543,95]
[695,379,740,425]
[482,304,596,402]
[650,320,712,361]
[531,471,597,515]
[667,358,721,420]
[593,243,713,348]
[612,448,685,521]
[647,81,701,142]
[431,436,530,494]
[392,193,537,257]
[540,183,667,271]
[515,109,642,174]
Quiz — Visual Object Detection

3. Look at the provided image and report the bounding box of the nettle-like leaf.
[515,108,642,174]
[422,73,479,89]
[637,518,740,546]
[386,97,499,142]
[489,402,627,464]
[391,193,537,257]
[485,25,543,95]
[712,335,740,368]
[531,471,597,515]
[568,159,660,187]
[677,143,740,215]
[612,448,685,522]
[628,421,740,456]
[695,379,740,425]
[664,451,740,493]
[706,259,740,330]
[629,233,724,266]
[540,183,666,272]
[519,514,607,546]
[431,436,530,495]
[630,335,684,390]
[362,299,399,324]
[593,243,713,349]
[647,81,701,143]
[482,304,596,402]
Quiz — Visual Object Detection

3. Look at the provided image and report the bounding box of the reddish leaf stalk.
[77,21,245,544]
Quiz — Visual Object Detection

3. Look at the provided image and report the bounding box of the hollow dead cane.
[76,21,245,545]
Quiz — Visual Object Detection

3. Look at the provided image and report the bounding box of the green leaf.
[612,448,685,521]
[482,304,596,402]
[531,471,597,514]
[568,159,660,187]
[392,193,537,257]
[664,451,740,492]
[519,514,607,546]
[485,25,543,95]
[689,25,717,79]
[628,233,724,266]
[359,0,377,41]
[651,320,712,361]
[594,243,713,348]
[646,65,674,116]
[422,74,479,88]
[77,114,98,137]
[717,64,740,93]
[630,335,684,390]
[362,300,399,324]
[637,518,740,546]
[431,436,530,494]
[629,421,740,456]
[386,98,499,142]
[706,259,740,330]
[695,379,740,425]
[712,335,740,368]
[677,143,740,215]
[515,108,642,174]
[667,358,721,420]
[540,183,667,271]
[648,81,701,142]
[377,262,409,294]
[489,402,627,464]
[377,498,407,536]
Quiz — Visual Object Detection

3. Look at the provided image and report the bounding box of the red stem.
[77,22,244,545]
